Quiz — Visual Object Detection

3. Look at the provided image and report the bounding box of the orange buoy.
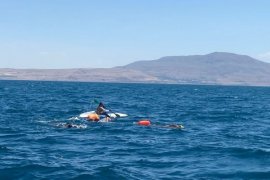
[138,120,151,126]
[87,113,100,121]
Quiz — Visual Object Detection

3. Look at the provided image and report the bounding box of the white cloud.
[257,52,270,63]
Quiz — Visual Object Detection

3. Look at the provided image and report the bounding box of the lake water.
[0,80,270,179]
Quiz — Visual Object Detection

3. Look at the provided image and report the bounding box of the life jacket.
[87,113,100,121]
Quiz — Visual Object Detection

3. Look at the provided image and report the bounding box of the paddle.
[93,99,99,104]
[108,109,121,118]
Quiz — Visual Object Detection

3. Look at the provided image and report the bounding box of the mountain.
[1,52,270,86]
[0,68,158,83]
[123,52,270,86]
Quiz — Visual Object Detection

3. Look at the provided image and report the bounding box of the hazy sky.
[1,0,270,68]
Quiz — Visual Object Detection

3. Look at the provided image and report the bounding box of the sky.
[0,0,270,68]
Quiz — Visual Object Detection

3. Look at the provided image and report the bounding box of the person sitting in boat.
[95,102,111,121]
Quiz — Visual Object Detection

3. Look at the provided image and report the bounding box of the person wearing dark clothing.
[95,102,111,120]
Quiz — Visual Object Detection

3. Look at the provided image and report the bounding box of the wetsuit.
[95,103,110,118]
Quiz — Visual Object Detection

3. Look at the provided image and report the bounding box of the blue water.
[0,80,270,179]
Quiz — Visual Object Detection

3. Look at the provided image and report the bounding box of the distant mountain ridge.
[123,52,270,85]
[1,52,270,86]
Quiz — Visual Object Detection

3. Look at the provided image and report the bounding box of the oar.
[93,99,100,104]
[108,109,120,118]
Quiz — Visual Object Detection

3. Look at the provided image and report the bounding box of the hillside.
[123,52,270,85]
[0,68,158,83]
[1,52,270,86]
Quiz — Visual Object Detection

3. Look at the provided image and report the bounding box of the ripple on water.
[1,81,270,179]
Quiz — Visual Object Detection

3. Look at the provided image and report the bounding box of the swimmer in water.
[65,123,73,128]
[57,123,86,129]
[137,120,184,129]
[165,124,184,129]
